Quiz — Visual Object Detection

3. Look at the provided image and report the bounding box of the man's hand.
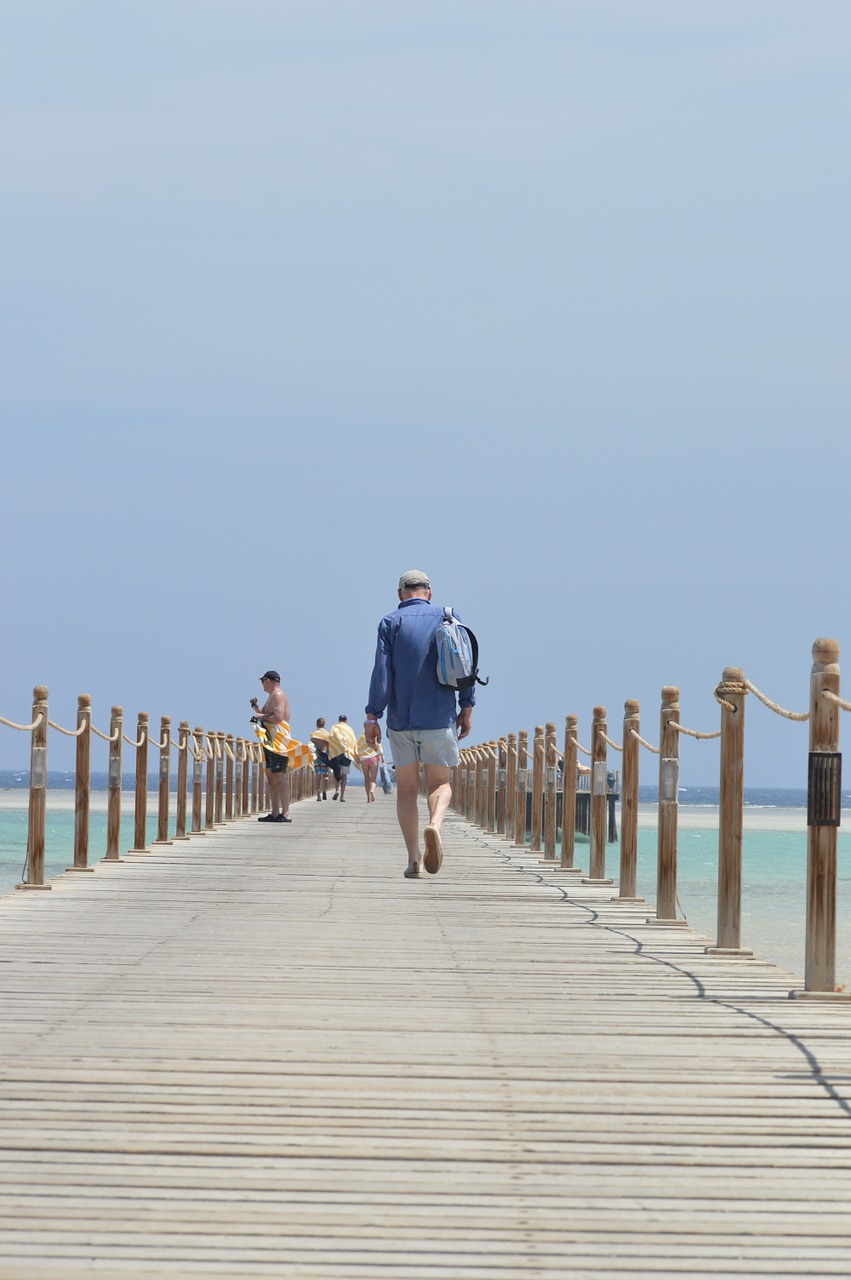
[456,707,473,740]
[364,719,381,748]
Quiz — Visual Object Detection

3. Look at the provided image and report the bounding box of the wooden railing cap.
[812,638,840,664]
[33,685,48,701]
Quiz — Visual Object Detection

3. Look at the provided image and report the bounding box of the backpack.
[435,607,489,691]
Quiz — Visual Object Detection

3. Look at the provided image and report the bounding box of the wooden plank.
[0,798,850,1276]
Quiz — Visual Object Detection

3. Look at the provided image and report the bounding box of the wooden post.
[69,693,94,871]
[214,732,224,824]
[514,730,529,847]
[225,734,235,820]
[242,739,251,815]
[205,732,216,830]
[505,733,517,840]
[615,700,643,901]
[561,716,581,872]
[234,739,243,818]
[465,749,475,822]
[795,639,849,999]
[530,726,544,853]
[153,716,171,845]
[129,712,149,853]
[543,723,558,860]
[707,671,750,955]
[19,685,50,890]
[104,705,124,861]
[255,744,264,813]
[174,721,190,841]
[647,687,687,925]
[584,707,614,884]
[496,738,507,835]
[192,728,206,834]
[486,743,498,832]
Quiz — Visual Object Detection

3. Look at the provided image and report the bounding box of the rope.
[223,740,236,762]
[601,733,623,752]
[48,719,88,738]
[568,735,592,758]
[822,689,851,713]
[169,737,188,750]
[207,734,222,758]
[148,733,169,751]
[629,727,660,755]
[122,732,147,748]
[744,679,809,722]
[670,722,721,741]
[91,725,120,743]
[0,712,45,732]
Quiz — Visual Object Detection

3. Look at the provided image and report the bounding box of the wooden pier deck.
[1,795,850,1278]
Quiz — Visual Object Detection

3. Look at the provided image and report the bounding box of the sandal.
[423,825,443,875]
[403,864,422,879]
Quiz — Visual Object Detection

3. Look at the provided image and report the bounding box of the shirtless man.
[250,670,292,822]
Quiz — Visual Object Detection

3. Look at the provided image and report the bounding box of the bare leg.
[394,762,422,872]
[364,761,378,801]
[423,763,452,829]
[339,771,349,801]
[268,772,285,816]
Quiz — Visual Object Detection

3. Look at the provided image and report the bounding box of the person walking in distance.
[328,715,359,802]
[310,717,331,801]
[364,570,474,878]
[250,670,292,823]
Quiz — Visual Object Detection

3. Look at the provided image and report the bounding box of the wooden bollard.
[205,732,216,829]
[505,732,517,840]
[153,716,172,846]
[543,723,558,860]
[69,693,94,871]
[465,749,475,822]
[706,671,750,954]
[514,730,529,847]
[615,700,643,901]
[486,743,498,832]
[474,747,484,827]
[647,687,687,925]
[795,639,849,999]
[255,743,264,812]
[129,712,150,853]
[234,739,243,817]
[584,707,614,885]
[496,738,507,834]
[225,733,235,820]
[174,721,191,840]
[214,732,225,824]
[19,685,50,890]
[561,716,581,872]
[530,726,544,853]
[192,728,206,834]
[104,705,124,861]
[242,739,251,815]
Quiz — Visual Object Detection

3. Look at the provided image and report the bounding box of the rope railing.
[822,689,851,713]
[629,727,659,754]
[2,682,321,889]
[743,679,809,722]
[670,722,721,741]
[0,712,45,732]
[453,638,847,1001]
[91,725,120,743]
[46,719,88,738]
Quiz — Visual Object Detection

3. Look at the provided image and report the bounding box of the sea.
[1,775,850,985]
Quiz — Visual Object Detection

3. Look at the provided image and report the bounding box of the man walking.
[328,715,358,802]
[364,570,475,878]
[250,670,293,823]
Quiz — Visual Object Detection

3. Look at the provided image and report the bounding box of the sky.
[1,1,849,786]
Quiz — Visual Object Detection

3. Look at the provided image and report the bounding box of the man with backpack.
[364,570,477,880]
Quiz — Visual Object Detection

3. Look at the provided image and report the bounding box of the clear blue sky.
[2,2,849,785]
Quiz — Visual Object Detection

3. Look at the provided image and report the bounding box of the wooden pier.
[0,796,850,1277]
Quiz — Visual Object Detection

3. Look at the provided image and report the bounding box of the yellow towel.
[254,720,314,771]
[357,734,381,762]
[310,727,330,744]
[328,722,361,768]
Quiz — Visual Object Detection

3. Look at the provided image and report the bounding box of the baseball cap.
[398,569,431,590]
[259,670,280,682]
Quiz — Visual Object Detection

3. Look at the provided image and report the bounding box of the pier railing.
[0,687,318,888]
[453,638,850,1002]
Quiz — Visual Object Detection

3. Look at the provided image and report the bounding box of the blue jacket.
[365,598,475,731]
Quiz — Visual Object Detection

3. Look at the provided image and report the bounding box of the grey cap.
[398,569,431,590]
